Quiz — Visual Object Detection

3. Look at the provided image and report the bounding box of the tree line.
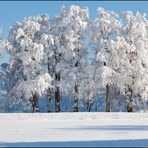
[0,5,148,112]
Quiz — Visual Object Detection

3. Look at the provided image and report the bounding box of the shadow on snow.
[0,139,148,147]
[51,125,148,131]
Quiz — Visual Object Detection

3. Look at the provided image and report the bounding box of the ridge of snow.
[0,112,148,120]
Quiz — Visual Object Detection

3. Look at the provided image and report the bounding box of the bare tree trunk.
[74,84,78,112]
[126,86,133,112]
[6,98,10,112]
[110,85,120,112]
[55,87,61,112]
[87,98,93,112]
[47,57,52,113]
[55,73,61,112]
[30,92,40,112]
[47,88,52,112]
[73,60,79,112]
[103,62,110,112]
[106,84,110,112]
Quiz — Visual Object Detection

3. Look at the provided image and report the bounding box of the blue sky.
[0,1,148,62]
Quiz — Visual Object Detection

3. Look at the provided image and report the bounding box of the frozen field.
[0,112,148,147]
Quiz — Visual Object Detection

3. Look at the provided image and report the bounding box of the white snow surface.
[0,112,148,147]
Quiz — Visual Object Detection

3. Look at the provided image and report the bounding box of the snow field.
[0,112,148,147]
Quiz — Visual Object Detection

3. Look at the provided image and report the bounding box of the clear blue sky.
[0,1,148,63]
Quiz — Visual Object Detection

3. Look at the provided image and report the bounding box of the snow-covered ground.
[0,112,148,147]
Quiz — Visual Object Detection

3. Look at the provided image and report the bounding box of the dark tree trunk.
[47,88,52,112]
[47,57,52,113]
[30,92,40,112]
[126,86,133,112]
[74,84,78,112]
[109,85,120,112]
[103,62,110,112]
[87,99,93,112]
[73,60,79,112]
[106,84,110,112]
[55,72,61,112]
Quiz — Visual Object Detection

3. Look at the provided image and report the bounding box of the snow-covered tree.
[44,18,62,112]
[57,5,89,112]
[110,11,148,112]
[7,15,52,112]
[45,5,89,112]
[89,8,121,112]
[0,34,8,112]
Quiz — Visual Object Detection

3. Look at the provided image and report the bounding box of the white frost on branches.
[7,15,52,111]
[0,6,148,112]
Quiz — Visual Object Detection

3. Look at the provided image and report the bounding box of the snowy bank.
[1,112,148,120]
